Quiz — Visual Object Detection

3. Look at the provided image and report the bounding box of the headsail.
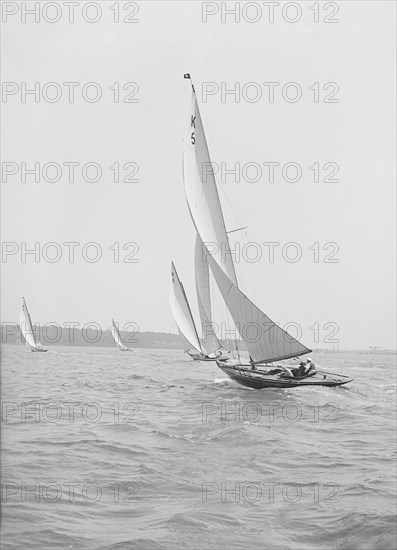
[183,84,238,287]
[169,261,202,354]
[20,297,39,350]
[111,318,128,350]
[194,233,222,355]
[206,250,312,363]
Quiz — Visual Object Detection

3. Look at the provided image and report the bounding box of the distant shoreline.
[1,324,395,354]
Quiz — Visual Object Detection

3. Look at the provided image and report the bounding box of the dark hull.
[217,363,353,389]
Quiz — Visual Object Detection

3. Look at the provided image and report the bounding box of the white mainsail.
[183,75,311,364]
[183,85,238,287]
[194,233,223,355]
[169,261,202,355]
[19,297,41,350]
[111,318,129,351]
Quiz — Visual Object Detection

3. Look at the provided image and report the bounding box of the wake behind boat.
[19,297,47,352]
[181,74,353,389]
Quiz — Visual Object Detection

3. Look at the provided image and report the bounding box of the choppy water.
[1,346,396,550]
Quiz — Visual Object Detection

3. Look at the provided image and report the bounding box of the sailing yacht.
[19,297,47,352]
[180,74,352,388]
[169,262,226,361]
[110,319,134,351]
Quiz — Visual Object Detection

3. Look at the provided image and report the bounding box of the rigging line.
[256,248,290,323]
[227,226,248,234]
[241,228,258,312]
[197,102,247,228]
[197,141,257,319]
[198,102,291,323]
[233,198,291,324]
[196,92,291,347]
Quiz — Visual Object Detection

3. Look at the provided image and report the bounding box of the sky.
[1,1,396,350]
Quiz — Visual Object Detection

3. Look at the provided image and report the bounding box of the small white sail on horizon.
[19,297,47,352]
[111,319,133,351]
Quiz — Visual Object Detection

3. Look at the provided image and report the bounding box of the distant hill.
[0,324,243,351]
[2,324,395,354]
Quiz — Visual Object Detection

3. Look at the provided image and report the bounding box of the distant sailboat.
[181,74,352,388]
[169,262,224,361]
[111,319,134,351]
[19,297,47,352]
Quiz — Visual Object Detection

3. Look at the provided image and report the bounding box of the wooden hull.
[217,362,353,389]
[30,348,47,352]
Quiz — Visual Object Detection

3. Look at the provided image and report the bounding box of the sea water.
[1,346,396,549]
